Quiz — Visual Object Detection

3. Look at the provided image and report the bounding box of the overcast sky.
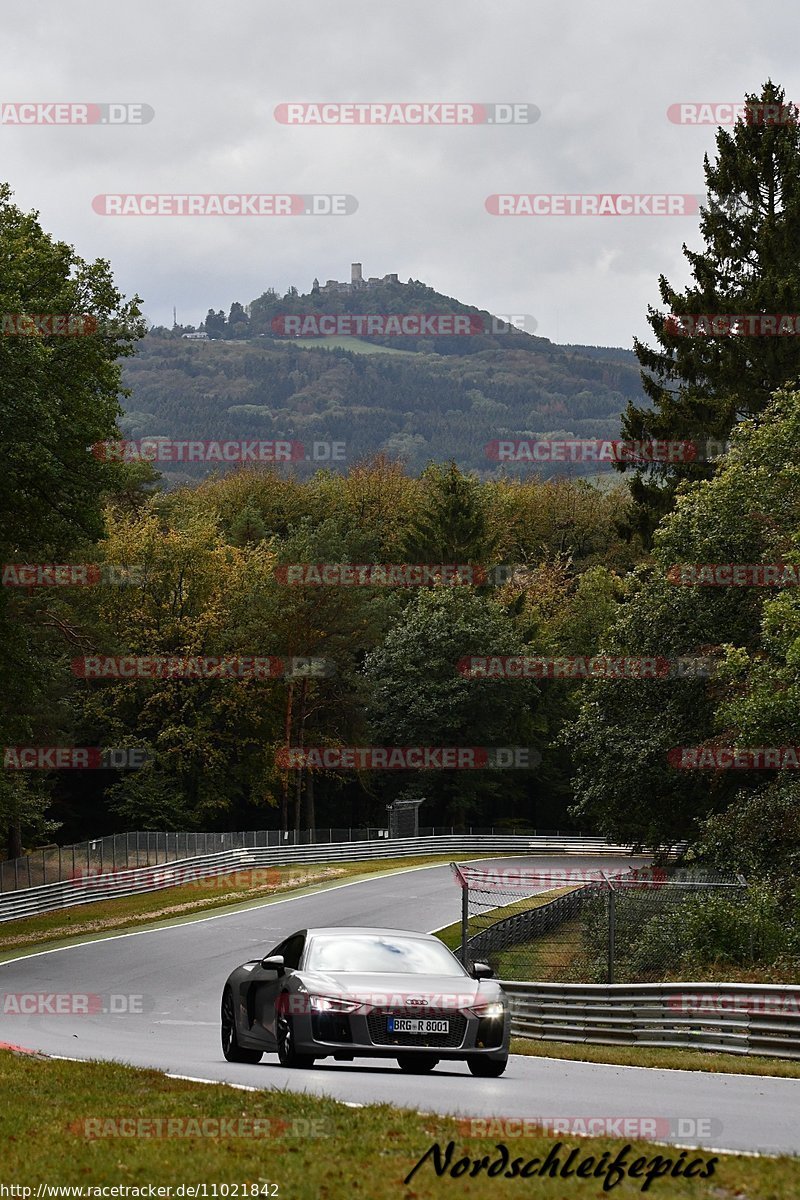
[3,2,797,348]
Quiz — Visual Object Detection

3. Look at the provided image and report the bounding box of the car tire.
[276,1009,316,1069]
[221,987,263,1064]
[468,1055,508,1077]
[396,1053,439,1073]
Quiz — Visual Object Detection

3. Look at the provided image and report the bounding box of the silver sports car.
[221,926,509,1076]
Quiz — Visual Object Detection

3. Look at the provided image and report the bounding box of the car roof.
[302,927,439,939]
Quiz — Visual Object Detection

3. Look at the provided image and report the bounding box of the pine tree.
[619,81,800,540]
[402,462,495,564]
[229,503,267,546]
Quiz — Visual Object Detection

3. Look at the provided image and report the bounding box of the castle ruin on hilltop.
[312,263,400,294]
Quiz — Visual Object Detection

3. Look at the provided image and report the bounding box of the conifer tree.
[619,81,800,539]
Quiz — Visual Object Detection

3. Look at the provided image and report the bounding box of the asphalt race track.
[1,855,798,1157]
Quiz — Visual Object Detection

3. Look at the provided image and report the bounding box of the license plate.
[387,1018,449,1034]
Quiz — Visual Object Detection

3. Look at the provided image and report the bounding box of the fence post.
[607,880,616,985]
[461,879,470,969]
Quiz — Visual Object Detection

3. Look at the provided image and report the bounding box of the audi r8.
[220,926,509,1076]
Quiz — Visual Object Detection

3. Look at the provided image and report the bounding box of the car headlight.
[308,995,362,1013]
[469,1001,506,1019]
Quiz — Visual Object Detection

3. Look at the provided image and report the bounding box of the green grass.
[2,1050,797,1194]
[511,1037,800,1079]
[493,913,587,980]
[434,887,575,952]
[0,854,490,959]
[272,335,416,356]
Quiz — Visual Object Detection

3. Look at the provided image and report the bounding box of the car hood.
[295,970,504,1008]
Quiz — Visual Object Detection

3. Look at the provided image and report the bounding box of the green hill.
[121,275,648,483]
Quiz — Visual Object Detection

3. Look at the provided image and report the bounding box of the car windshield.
[304,934,467,976]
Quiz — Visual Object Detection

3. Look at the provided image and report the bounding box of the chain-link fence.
[451,861,747,983]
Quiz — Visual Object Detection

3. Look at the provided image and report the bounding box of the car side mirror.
[471,962,494,980]
[260,954,285,975]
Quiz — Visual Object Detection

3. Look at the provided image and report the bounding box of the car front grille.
[367,1008,467,1048]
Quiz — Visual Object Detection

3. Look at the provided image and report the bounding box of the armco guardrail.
[0,848,258,924]
[503,981,800,1060]
[0,834,638,923]
[0,826,618,892]
[0,827,423,891]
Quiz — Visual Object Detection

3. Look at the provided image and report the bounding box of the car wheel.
[396,1053,439,1073]
[276,1009,316,1069]
[468,1055,508,1077]
[221,987,263,1064]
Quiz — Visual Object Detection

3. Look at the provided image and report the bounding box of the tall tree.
[363,589,541,828]
[619,81,800,539]
[567,385,800,846]
[0,183,142,855]
[227,302,250,338]
[203,308,226,338]
[403,462,495,565]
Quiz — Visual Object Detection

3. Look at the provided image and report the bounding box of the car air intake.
[311,1012,352,1044]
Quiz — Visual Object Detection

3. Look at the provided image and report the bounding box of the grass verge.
[1,1049,797,1195]
[510,1037,800,1079]
[0,854,488,958]
[433,905,800,1081]
[434,887,575,952]
[272,335,416,356]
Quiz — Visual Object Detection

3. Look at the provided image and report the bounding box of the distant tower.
[312,277,320,293]
[172,306,177,328]
[351,262,363,285]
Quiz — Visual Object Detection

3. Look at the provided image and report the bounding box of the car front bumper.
[297,1007,510,1059]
